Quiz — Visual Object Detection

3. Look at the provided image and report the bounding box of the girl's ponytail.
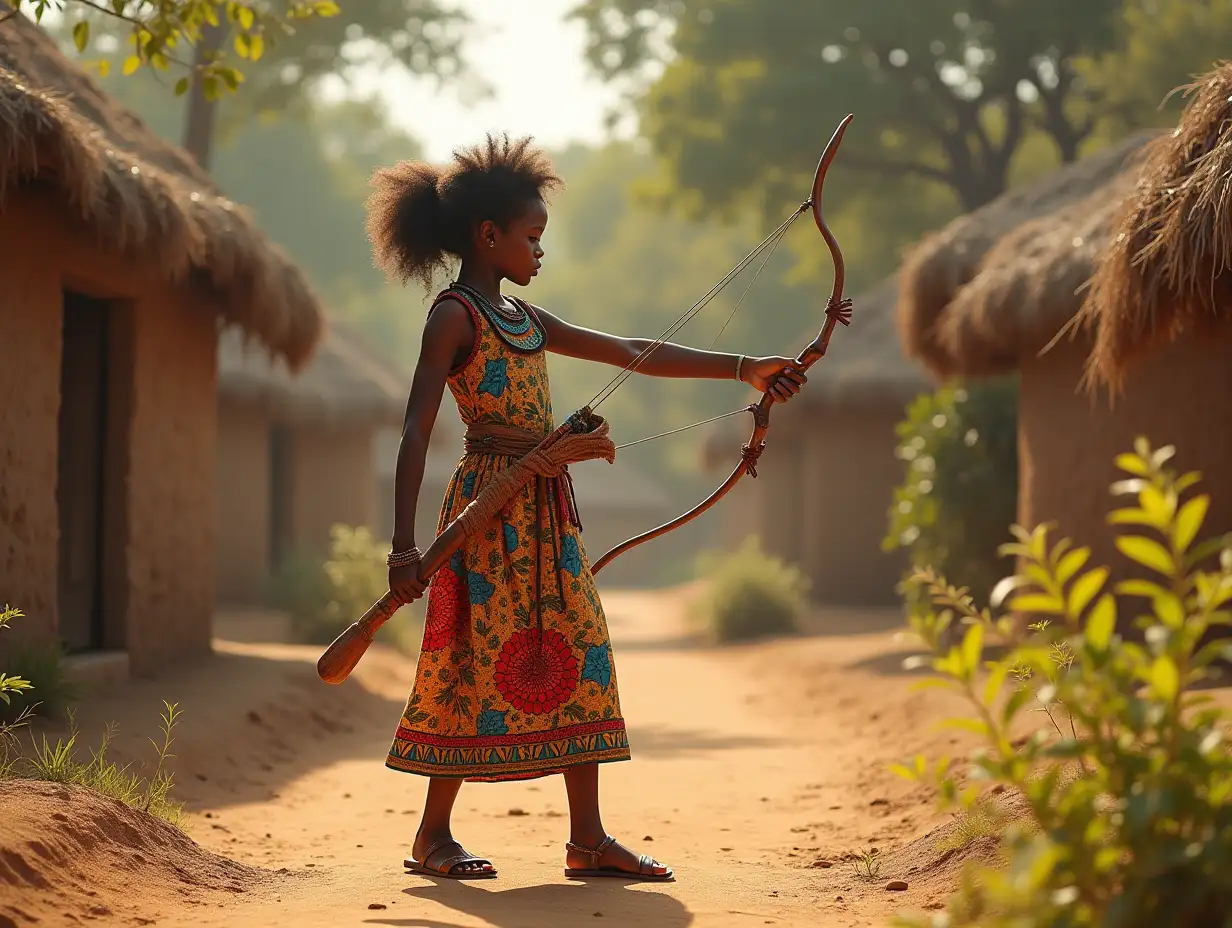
[366,160,450,290]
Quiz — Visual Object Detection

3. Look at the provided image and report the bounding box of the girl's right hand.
[389,563,427,604]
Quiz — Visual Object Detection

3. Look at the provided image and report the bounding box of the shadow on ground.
[369,880,694,927]
[32,641,409,813]
[626,722,783,759]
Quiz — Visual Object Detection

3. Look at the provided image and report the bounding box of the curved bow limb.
[591,113,856,577]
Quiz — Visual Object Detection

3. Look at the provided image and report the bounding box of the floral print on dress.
[493,628,579,715]
[476,709,509,736]
[581,643,613,690]
[477,358,510,398]
[560,535,583,578]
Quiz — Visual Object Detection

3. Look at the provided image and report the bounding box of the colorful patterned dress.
[386,288,631,782]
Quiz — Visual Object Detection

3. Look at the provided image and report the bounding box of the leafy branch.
[8,0,341,99]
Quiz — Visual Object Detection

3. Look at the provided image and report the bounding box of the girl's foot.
[406,830,496,879]
[564,835,673,882]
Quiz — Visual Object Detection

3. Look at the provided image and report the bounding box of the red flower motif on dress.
[422,562,467,652]
[493,628,579,715]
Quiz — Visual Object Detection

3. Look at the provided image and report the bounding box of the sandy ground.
[1,588,1010,928]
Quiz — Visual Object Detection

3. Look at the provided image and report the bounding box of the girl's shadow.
[364,878,694,927]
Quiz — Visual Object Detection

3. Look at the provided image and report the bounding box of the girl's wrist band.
[387,546,422,568]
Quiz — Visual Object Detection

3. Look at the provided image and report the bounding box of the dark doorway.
[269,424,293,571]
[57,292,110,653]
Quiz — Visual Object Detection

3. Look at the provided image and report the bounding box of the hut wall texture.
[0,192,217,674]
[215,403,271,604]
[798,405,906,605]
[290,425,377,555]
[1019,331,1232,610]
[125,286,217,673]
[727,401,907,604]
[0,231,62,640]
[575,505,667,589]
[755,429,806,569]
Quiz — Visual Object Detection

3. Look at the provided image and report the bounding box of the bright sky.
[341,0,634,160]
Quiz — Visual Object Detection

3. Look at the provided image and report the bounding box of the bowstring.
[586,202,809,413]
[707,209,796,350]
[613,407,752,451]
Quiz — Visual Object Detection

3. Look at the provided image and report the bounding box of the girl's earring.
[488,238,496,248]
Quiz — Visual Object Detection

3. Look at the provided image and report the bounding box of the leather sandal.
[564,835,674,882]
[404,837,497,880]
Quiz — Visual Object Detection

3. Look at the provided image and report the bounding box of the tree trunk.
[182,23,228,171]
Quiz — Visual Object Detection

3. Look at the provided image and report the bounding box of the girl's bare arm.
[387,300,473,600]
[532,306,807,398]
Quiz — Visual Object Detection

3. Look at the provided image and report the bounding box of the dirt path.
[10,589,993,927]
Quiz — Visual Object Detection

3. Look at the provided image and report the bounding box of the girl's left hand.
[741,356,808,402]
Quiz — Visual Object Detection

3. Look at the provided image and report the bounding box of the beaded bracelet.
[386,546,422,569]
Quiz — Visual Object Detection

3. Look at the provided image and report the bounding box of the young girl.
[369,134,806,882]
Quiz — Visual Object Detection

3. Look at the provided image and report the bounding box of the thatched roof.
[700,274,927,467]
[897,131,1158,379]
[0,12,322,367]
[929,169,1143,376]
[1079,63,1232,388]
[219,322,407,427]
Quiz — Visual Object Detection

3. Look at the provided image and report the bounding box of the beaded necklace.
[450,282,546,353]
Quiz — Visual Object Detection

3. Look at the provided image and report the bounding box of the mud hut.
[215,323,407,605]
[1074,64,1232,562]
[0,16,322,674]
[895,120,1232,600]
[702,275,930,605]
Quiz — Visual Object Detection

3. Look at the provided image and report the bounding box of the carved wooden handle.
[315,519,466,684]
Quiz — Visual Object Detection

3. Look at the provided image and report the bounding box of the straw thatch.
[701,273,928,466]
[0,12,322,367]
[219,321,407,427]
[930,169,1142,377]
[1079,63,1232,388]
[898,131,1158,379]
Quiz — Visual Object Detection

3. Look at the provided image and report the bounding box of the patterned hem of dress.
[385,718,631,781]
[384,752,632,783]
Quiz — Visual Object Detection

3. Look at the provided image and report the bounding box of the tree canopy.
[571,0,1124,214]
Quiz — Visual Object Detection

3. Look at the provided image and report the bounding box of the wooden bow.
[590,114,855,577]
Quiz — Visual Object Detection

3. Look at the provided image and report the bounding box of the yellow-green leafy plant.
[19,701,185,827]
[696,536,810,642]
[0,604,34,774]
[892,439,1232,928]
[0,604,34,711]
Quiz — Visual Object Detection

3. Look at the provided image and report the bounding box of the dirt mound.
[0,779,269,927]
[871,788,1027,917]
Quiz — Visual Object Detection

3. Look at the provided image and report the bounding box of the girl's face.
[486,198,548,287]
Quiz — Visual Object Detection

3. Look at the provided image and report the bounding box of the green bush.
[893,439,1232,928]
[0,605,33,718]
[267,524,423,652]
[884,378,1019,609]
[696,536,810,642]
[0,617,77,726]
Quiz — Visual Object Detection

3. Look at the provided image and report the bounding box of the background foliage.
[884,380,1020,609]
[895,441,1232,926]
